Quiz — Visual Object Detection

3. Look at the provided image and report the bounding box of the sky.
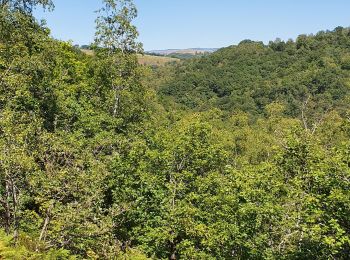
[34,0,350,51]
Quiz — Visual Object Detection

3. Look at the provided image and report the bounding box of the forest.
[0,0,349,259]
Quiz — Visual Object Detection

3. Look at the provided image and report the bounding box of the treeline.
[159,28,350,120]
[0,0,349,259]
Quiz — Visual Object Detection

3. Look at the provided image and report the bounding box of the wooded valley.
[0,0,349,259]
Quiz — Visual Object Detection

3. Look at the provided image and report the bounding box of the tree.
[110,116,229,259]
[95,0,142,54]
[92,0,147,129]
[0,0,54,13]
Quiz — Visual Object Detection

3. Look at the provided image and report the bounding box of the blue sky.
[34,0,350,51]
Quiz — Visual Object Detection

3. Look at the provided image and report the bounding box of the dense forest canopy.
[159,28,350,120]
[0,0,349,259]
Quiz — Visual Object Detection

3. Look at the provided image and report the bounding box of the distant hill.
[80,46,217,61]
[80,49,179,66]
[147,48,218,56]
[159,27,350,118]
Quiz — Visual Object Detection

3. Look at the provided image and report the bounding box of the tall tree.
[95,0,142,53]
[93,0,146,122]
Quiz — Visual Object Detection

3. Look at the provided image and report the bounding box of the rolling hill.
[159,28,350,119]
[80,49,180,66]
[147,48,218,55]
[137,54,180,66]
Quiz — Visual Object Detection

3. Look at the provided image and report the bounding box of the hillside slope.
[159,27,350,119]
[137,54,179,66]
[81,49,180,66]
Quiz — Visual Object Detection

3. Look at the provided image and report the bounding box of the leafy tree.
[95,0,142,53]
[0,0,54,13]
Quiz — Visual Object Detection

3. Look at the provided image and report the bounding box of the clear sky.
[34,0,350,51]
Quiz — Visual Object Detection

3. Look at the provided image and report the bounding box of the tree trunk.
[11,178,19,242]
[38,202,54,242]
[3,180,11,235]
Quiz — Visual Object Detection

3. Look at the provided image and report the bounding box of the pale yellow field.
[137,54,179,66]
[81,49,179,66]
[81,49,94,56]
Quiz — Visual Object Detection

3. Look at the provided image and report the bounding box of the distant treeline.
[159,26,350,120]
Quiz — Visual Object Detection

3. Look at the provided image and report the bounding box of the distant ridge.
[147,48,219,55]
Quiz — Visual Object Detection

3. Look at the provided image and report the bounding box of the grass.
[81,49,179,66]
[137,54,179,66]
